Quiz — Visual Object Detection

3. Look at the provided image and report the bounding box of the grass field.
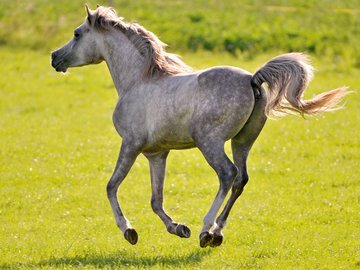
[0,0,359,269]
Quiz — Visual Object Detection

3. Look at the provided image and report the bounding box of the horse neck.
[101,33,145,96]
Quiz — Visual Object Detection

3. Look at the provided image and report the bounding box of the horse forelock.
[92,6,191,77]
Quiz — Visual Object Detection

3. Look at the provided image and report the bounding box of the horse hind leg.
[196,140,238,248]
[146,151,191,239]
[212,94,267,245]
[210,141,250,247]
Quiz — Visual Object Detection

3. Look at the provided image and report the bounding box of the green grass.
[1,47,359,269]
[1,0,360,269]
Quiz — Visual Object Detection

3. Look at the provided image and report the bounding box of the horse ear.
[85,4,95,25]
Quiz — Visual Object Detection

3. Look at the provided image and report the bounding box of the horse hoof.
[175,224,191,238]
[210,232,223,247]
[199,231,213,248]
[124,228,138,245]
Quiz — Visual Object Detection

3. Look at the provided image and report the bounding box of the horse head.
[51,5,104,72]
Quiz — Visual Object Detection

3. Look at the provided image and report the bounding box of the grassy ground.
[0,47,359,269]
[1,0,359,269]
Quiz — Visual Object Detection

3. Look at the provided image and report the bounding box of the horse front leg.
[107,142,139,245]
[146,151,191,238]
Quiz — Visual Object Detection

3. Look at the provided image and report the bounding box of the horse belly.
[146,115,196,150]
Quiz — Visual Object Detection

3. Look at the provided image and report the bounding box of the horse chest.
[112,99,147,138]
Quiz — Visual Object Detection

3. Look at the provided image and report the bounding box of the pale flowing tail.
[251,53,348,117]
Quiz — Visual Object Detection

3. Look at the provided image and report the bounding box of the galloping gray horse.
[51,5,347,248]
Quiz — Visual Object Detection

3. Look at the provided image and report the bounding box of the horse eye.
[74,31,80,39]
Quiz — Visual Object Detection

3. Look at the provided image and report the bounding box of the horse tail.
[251,53,348,117]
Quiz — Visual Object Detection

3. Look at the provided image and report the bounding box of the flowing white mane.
[92,6,192,77]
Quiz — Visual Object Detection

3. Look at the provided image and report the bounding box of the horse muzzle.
[51,50,68,73]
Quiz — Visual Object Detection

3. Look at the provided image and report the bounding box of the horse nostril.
[51,51,58,61]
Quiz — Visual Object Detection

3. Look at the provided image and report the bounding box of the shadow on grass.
[1,249,212,269]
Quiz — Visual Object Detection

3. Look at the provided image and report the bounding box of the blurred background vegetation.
[1,0,360,67]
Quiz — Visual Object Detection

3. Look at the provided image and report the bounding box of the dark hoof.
[199,231,213,248]
[175,224,191,238]
[124,228,138,245]
[210,233,223,247]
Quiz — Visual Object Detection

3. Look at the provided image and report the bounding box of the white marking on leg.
[201,192,226,233]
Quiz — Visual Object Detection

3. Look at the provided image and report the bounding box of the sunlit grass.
[1,0,359,268]
[0,46,359,269]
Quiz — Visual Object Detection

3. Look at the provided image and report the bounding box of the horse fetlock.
[167,222,191,238]
[213,221,225,233]
[124,228,138,245]
[202,216,216,232]
[166,222,177,233]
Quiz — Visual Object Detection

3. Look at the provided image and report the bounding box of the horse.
[51,5,348,248]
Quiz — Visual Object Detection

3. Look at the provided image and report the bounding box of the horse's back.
[197,66,252,88]
[191,66,256,142]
